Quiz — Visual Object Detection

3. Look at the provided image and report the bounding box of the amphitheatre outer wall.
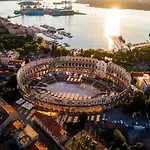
[17,56,132,113]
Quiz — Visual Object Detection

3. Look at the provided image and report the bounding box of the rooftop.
[0,104,18,126]
[4,120,24,137]
[34,112,66,139]
[9,60,25,65]
[0,71,16,77]
[23,140,49,150]
[14,124,38,147]
[144,79,150,86]
[64,130,108,150]
[2,104,18,116]
[137,74,150,85]
[0,51,19,58]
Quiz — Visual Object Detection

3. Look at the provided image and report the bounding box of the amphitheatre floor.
[43,82,100,97]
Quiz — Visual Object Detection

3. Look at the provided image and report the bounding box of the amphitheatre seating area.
[26,71,120,102]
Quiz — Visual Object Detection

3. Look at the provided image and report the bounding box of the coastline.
[75,0,150,11]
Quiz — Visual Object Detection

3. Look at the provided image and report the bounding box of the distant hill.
[76,0,150,10]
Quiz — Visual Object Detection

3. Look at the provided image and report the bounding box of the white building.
[136,74,150,94]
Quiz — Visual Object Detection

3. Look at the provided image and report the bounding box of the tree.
[6,75,17,89]
[15,48,25,56]
[78,112,88,130]
[132,142,145,150]
[36,36,44,45]
[113,129,130,150]
[0,43,4,51]
[1,88,21,103]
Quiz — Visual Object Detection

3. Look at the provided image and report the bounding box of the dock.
[109,36,129,50]
[129,41,150,50]
[7,15,22,19]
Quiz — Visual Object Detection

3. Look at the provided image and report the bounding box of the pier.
[109,36,150,50]
[7,14,22,19]
[129,41,150,50]
[109,36,129,50]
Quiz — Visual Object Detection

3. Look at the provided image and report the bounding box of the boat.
[57,28,64,31]
[47,26,57,33]
[64,43,70,47]
[25,8,44,16]
[51,8,75,16]
[14,10,21,14]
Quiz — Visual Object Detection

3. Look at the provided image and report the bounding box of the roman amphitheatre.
[17,56,131,113]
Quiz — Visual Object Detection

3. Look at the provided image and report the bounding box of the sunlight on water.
[104,8,121,49]
[105,8,121,36]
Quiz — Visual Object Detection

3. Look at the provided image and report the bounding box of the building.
[4,120,24,138]
[0,104,18,131]
[33,112,67,147]
[8,60,25,72]
[64,130,108,150]
[17,56,131,113]
[7,24,26,35]
[45,40,53,50]
[22,140,49,150]
[0,51,20,66]
[26,26,36,37]
[14,124,39,148]
[136,74,150,94]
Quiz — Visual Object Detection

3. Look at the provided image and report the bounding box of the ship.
[51,8,75,16]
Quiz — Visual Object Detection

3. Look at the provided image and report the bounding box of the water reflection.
[105,8,121,36]
[105,8,121,49]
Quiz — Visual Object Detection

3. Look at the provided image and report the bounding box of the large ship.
[14,0,43,16]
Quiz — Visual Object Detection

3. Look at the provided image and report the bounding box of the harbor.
[30,24,73,47]
[1,1,150,49]
[12,0,86,17]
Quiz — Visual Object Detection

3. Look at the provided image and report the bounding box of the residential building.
[136,74,150,94]
[8,60,25,72]
[14,124,39,148]
[22,140,49,150]
[64,130,108,150]
[33,112,67,147]
[4,120,24,138]
[0,104,18,131]
[0,51,20,66]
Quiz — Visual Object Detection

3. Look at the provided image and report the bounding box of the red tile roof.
[22,140,48,150]
[132,72,150,77]
[34,112,66,139]
[0,105,18,127]
[9,60,25,65]
[0,71,16,76]
[4,120,24,137]
[0,107,9,125]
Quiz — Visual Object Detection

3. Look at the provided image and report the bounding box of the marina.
[1,1,150,49]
